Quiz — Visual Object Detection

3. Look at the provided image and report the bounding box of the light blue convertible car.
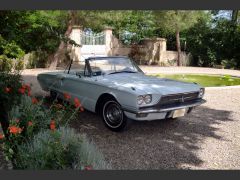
[37,56,206,131]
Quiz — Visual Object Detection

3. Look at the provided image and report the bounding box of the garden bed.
[0,71,110,170]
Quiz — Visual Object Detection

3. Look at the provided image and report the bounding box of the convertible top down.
[37,56,206,131]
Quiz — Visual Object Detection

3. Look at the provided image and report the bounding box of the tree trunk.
[231,10,238,25]
[176,28,181,66]
[49,11,76,70]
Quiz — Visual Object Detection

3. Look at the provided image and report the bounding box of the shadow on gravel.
[70,106,233,170]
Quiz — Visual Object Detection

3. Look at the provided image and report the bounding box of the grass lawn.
[152,74,240,87]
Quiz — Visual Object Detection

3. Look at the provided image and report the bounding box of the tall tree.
[101,10,156,44]
[154,11,207,66]
[49,11,77,69]
[231,10,238,25]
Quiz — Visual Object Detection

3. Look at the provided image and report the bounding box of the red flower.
[22,84,31,90]
[63,93,71,100]
[9,126,22,135]
[18,88,25,94]
[25,84,31,91]
[32,97,38,104]
[20,84,31,95]
[50,120,56,131]
[84,165,93,170]
[74,98,81,108]
[4,87,11,93]
[0,133,4,139]
[28,121,33,126]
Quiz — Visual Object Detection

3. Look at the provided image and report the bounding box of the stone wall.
[111,47,132,56]
[161,51,190,66]
[109,36,190,66]
[68,26,190,66]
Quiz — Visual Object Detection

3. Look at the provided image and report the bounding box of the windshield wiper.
[108,70,138,75]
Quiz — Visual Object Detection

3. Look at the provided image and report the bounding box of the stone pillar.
[157,38,167,65]
[104,27,113,56]
[69,26,82,61]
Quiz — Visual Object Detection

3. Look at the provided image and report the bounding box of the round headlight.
[144,94,152,104]
[199,88,205,98]
[137,95,144,105]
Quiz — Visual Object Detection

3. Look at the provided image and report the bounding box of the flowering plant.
[0,71,22,133]
[1,84,90,168]
[0,82,110,170]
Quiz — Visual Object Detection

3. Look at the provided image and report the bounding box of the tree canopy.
[0,10,239,69]
[0,11,68,55]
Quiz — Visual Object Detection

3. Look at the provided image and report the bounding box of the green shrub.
[0,71,23,164]
[0,36,25,60]
[0,55,13,72]
[0,56,24,72]
[8,95,50,137]
[186,18,240,68]
[0,35,25,72]
[8,94,80,137]
[14,59,24,71]
[26,51,50,69]
[15,127,110,170]
[221,59,238,69]
[2,86,108,170]
[0,72,22,132]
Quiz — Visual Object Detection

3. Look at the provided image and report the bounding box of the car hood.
[97,73,201,95]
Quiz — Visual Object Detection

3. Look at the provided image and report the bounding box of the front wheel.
[102,100,130,132]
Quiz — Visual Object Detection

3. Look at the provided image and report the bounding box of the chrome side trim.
[122,99,206,114]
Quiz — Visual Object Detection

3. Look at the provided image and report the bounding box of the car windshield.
[88,57,142,75]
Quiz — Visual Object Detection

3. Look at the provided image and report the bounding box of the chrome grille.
[158,92,199,106]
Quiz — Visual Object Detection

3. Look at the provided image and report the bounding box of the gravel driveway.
[70,87,240,169]
[3,67,240,169]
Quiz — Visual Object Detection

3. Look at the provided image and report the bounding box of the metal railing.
[80,31,106,45]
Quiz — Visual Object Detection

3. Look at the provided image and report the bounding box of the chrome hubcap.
[103,101,123,128]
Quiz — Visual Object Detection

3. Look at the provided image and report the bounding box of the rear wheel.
[102,99,130,132]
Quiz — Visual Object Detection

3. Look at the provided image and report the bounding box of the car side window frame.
[84,59,92,77]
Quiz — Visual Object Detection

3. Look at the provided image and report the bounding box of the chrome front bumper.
[123,99,206,121]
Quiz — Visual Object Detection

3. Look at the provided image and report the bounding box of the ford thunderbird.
[37,56,206,131]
